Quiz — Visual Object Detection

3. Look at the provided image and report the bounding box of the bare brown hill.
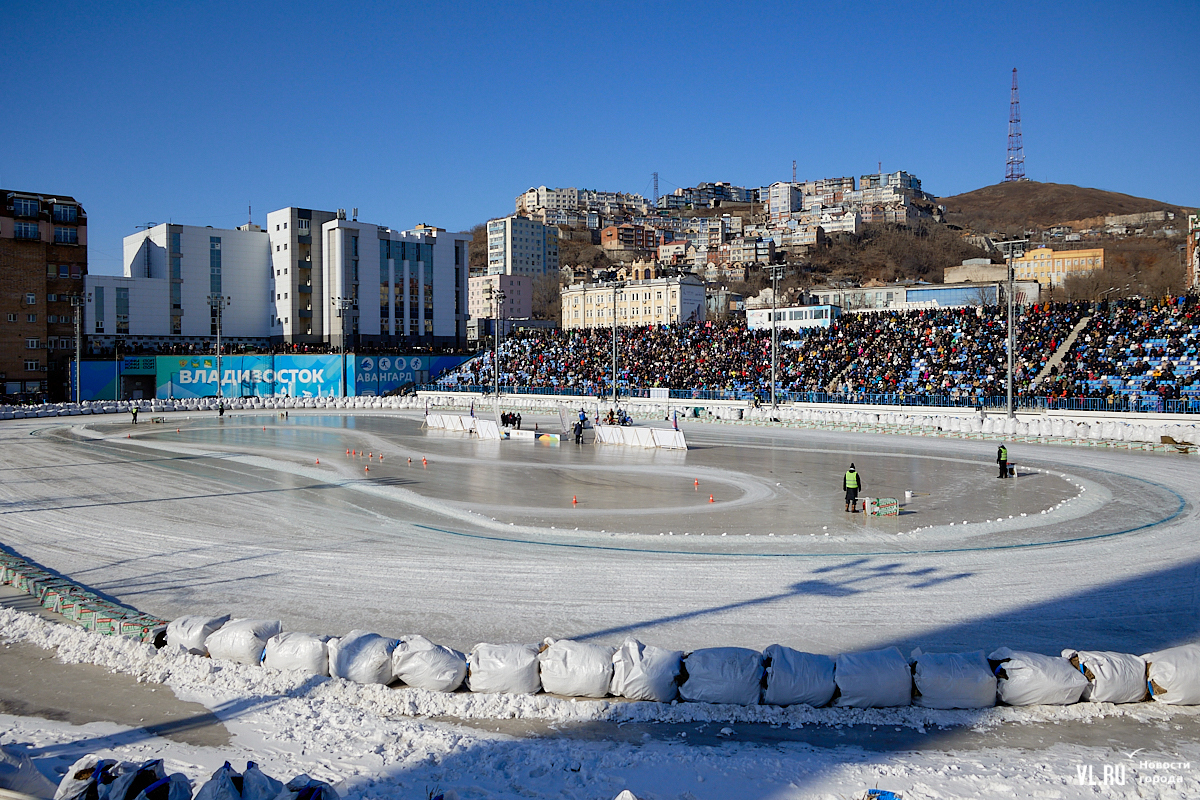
[938,181,1189,234]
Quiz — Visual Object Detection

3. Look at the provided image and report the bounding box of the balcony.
[298,283,312,293]
[298,309,312,318]
[297,235,312,245]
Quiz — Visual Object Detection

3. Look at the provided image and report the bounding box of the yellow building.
[1012,246,1104,287]
[561,275,706,330]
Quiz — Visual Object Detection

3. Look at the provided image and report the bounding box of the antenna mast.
[1005,68,1026,182]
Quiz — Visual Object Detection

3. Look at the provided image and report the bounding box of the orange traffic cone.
[709,494,715,503]
[315,459,319,465]
[572,495,578,505]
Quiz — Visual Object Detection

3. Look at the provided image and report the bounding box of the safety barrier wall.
[594,425,687,450]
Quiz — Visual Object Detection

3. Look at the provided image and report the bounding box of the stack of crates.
[0,549,165,643]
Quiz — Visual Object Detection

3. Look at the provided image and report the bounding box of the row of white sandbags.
[164,616,1200,708]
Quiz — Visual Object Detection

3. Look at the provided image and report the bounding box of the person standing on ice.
[131,406,137,424]
[573,420,584,444]
[997,443,1009,478]
[843,463,862,513]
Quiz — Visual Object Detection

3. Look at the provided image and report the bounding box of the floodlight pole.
[996,240,1026,419]
[611,282,624,404]
[70,294,88,404]
[770,266,780,412]
[207,294,231,399]
[332,296,353,397]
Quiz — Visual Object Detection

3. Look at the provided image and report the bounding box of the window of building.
[47,294,57,302]
[70,265,80,278]
[54,227,78,244]
[6,314,15,322]
[59,265,70,278]
[47,315,57,323]
[297,219,309,232]
[26,338,39,349]
[13,198,38,217]
[52,204,77,223]
[25,293,35,305]
[26,314,36,323]
[24,360,39,371]
[14,221,39,240]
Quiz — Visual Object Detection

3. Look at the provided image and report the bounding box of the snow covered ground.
[2,409,1200,798]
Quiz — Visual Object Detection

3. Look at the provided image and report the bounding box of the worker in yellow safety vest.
[843,463,862,513]
[997,444,1009,478]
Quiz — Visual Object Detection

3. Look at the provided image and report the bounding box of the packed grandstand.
[438,296,1200,411]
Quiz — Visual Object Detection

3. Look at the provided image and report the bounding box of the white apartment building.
[516,186,579,215]
[467,274,532,320]
[87,209,469,349]
[89,222,271,342]
[561,275,706,330]
[486,215,559,277]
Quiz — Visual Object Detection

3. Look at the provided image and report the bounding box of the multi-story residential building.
[0,190,88,399]
[818,210,862,236]
[516,186,580,215]
[561,275,706,330]
[1011,246,1105,287]
[87,209,470,351]
[766,182,806,225]
[468,274,532,321]
[657,182,756,209]
[600,224,658,253]
[728,236,775,265]
[487,216,559,277]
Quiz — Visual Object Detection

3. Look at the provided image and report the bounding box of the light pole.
[332,296,353,397]
[995,239,1026,418]
[207,294,231,400]
[611,281,625,404]
[485,283,506,397]
[69,294,89,404]
[768,265,784,413]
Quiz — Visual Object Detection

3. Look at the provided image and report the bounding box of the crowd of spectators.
[85,340,472,358]
[1037,296,1200,404]
[442,301,1098,401]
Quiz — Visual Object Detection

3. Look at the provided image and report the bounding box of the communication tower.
[1005,68,1027,182]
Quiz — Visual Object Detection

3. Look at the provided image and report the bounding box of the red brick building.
[599,224,657,252]
[0,191,87,400]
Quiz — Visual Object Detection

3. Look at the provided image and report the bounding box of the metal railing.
[417,384,1200,414]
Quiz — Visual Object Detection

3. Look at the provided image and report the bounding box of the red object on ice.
[709,494,715,503]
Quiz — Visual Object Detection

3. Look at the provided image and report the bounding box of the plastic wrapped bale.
[54,755,126,800]
[328,631,398,685]
[166,614,230,655]
[275,774,339,800]
[1062,649,1147,704]
[834,647,912,708]
[467,643,541,694]
[392,635,468,692]
[537,639,616,698]
[678,647,764,705]
[609,639,683,702]
[194,762,240,800]
[1,744,58,798]
[241,761,284,800]
[264,632,329,676]
[204,619,282,665]
[105,758,191,800]
[1143,643,1200,704]
[762,645,836,707]
[989,648,1088,706]
[911,650,996,709]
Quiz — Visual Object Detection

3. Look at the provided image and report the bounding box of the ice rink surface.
[0,410,1193,656]
[4,409,1200,799]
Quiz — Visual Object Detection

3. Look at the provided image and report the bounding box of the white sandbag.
[538,639,615,698]
[392,635,467,692]
[467,643,541,694]
[204,619,282,665]
[328,630,397,685]
[911,650,996,709]
[1062,649,1147,704]
[609,639,683,702]
[166,614,230,655]
[264,632,329,675]
[834,647,912,708]
[989,647,1087,705]
[762,645,836,707]
[678,647,763,705]
[1143,643,1200,704]
[241,761,284,800]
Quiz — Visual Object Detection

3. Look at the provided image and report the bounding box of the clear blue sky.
[3,1,1196,275]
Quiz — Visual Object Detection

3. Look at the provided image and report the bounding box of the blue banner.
[157,354,346,399]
